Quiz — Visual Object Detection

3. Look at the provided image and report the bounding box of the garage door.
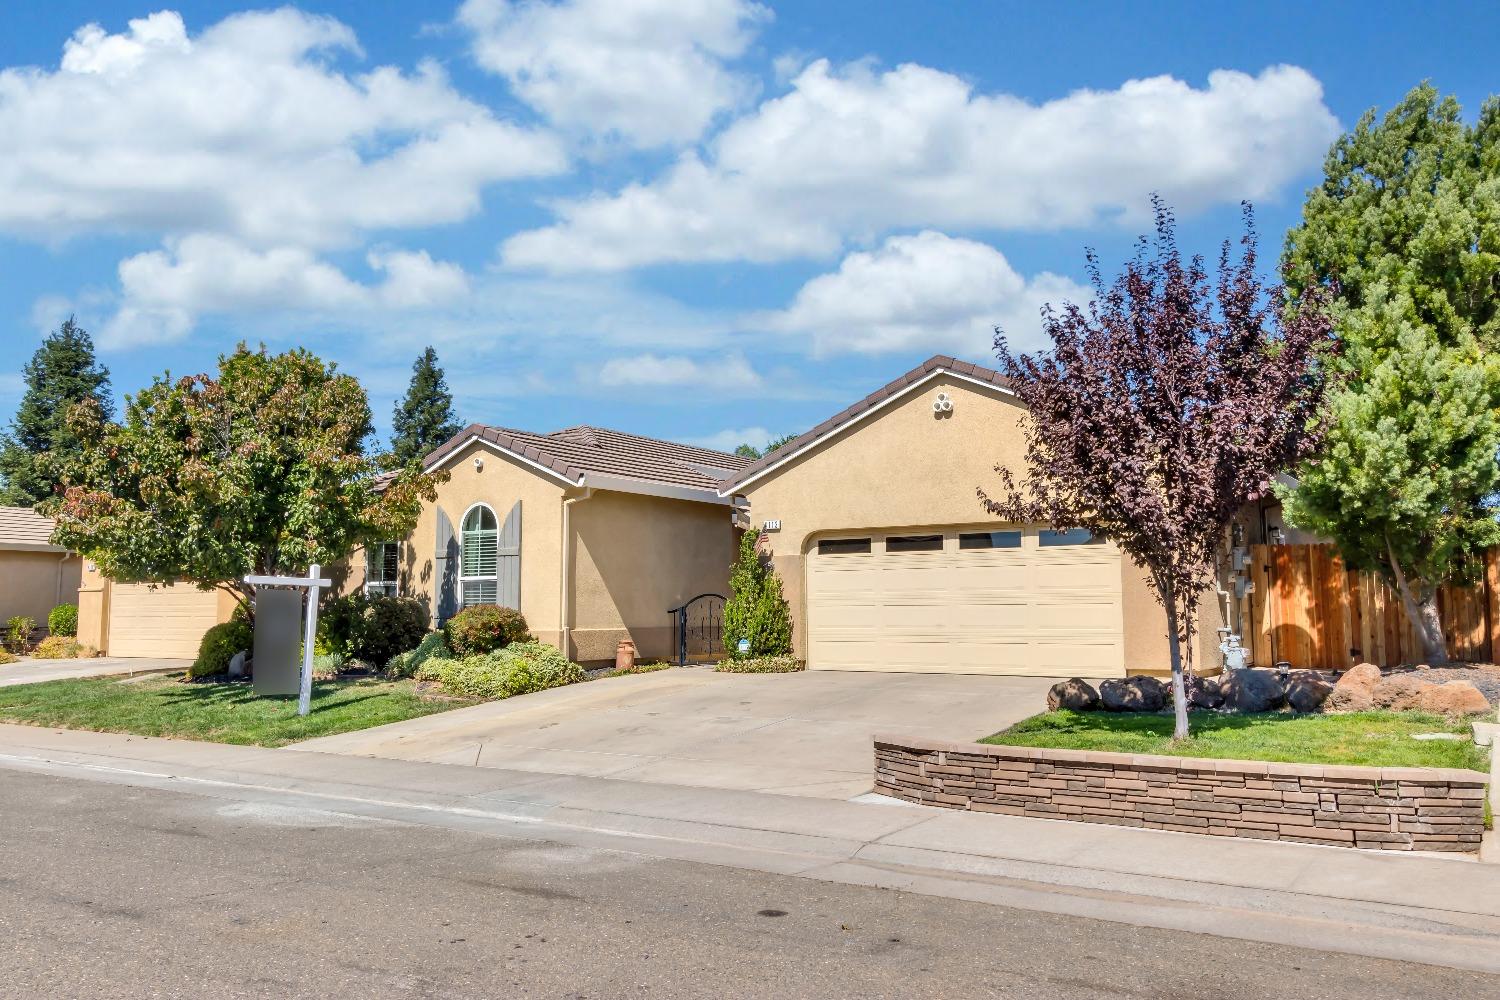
[805,527,1124,676]
[108,583,221,658]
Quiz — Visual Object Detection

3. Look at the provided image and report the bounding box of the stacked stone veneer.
[873,735,1489,852]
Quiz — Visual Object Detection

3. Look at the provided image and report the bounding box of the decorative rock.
[1414,680,1491,717]
[1047,678,1100,712]
[228,650,247,678]
[1220,668,1286,713]
[1325,662,1381,712]
[1372,674,1428,710]
[1100,676,1166,712]
[1285,671,1333,713]
[1184,674,1223,709]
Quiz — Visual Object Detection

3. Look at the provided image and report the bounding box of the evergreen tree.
[388,347,462,468]
[0,318,112,507]
[1278,84,1500,664]
[722,528,793,657]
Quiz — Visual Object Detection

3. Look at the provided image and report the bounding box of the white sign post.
[244,564,332,716]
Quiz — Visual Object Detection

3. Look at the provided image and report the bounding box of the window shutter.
[497,500,521,610]
[435,508,458,623]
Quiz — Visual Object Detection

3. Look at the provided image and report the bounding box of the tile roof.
[424,423,753,493]
[717,355,1012,494]
[0,506,64,552]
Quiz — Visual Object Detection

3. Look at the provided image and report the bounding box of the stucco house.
[341,425,748,665]
[718,355,1226,678]
[0,506,81,629]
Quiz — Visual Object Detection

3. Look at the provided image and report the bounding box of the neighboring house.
[0,506,81,629]
[341,425,748,665]
[718,355,1226,678]
[76,563,237,659]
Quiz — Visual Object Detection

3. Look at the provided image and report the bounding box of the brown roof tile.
[0,506,63,551]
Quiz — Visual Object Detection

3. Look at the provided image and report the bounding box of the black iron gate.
[667,593,725,666]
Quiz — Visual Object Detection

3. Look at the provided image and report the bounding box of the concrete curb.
[3,724,1500,973]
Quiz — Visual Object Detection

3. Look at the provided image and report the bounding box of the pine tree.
[0,318,112,507]
[1278,84,1500,664]
[388,347,462,468]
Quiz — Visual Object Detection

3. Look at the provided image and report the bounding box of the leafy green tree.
[1279,84,1500,663]
[388,347,463,468]
[723,528,792,656]
[0,318,112,506]
[42,345,444,610]
[733,443,760,459]
[732,433,797,461]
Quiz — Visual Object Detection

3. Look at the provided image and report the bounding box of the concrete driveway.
[0,656,190,687]
[294,667,1059,799]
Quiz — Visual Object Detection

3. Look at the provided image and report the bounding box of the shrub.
[723,530,793,657]
[0,649,16,665]
[33,636,86,659]
[47,603,78,637]
[444,604,531,657]
[319,593,428,666]
[385,630,449,678]
[312,652,345,681]
[419,642,582,700]
[190,619,253,680]
[715,655,803,674]
[4,616,36,654]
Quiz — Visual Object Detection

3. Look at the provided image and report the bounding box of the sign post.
[244,564,332,716]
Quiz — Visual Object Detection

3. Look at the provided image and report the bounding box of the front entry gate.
[667,593,725,666]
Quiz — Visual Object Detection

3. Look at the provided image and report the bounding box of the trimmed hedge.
[416,642,582,700]
[319,593,428,666]
[715,655,804,674]
[444,604,530,657]
[191,619,253,680]
[385,630,450,679]
[47,604,79,637]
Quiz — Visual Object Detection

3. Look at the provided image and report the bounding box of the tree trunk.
[1162,582,1190,741]
[1385,536,1449,666]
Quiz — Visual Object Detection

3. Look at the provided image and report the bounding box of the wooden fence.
[1246,544,1500,670]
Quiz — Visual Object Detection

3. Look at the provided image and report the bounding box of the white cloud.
[0,9,566,248]
[458,0,769,147]
[503,60,1338,270]
[687,426,772,452]
[597,352,759,387]
[764,231,1090,358]
[101,235,471,347]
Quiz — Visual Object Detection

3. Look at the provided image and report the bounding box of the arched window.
[460,504,498,606]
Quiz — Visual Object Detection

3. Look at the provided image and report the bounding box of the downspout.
[559,485,593,660]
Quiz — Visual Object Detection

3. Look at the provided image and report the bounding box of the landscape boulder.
[1414,680,1492,717]
[1220,668,1286,713]
[1100,676,1166,712]
[1285,671,1334,713]
[1372,674,1429,711]
[1184,674,1223,709]
[1047,678,1101,712]
[1324,662,1380,712]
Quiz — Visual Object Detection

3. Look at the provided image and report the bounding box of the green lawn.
[0,674,476,748]
[985,710,1490,771]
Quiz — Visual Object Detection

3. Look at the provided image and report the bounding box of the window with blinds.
[460,505,499,606]
[364,542,400,597]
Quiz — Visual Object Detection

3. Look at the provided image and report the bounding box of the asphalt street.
[1,767,1495,999]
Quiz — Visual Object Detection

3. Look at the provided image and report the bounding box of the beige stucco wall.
[0,550,81,630]
[569,490,736,662]
[732,374,1219,675]
[371,439,569,646]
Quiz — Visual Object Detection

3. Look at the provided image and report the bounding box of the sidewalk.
[1,722,1498,973]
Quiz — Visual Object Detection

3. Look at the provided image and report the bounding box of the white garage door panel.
[108,584,220,658]
[806,532,1124,676]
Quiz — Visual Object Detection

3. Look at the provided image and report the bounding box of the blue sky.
[2,1,1497,454]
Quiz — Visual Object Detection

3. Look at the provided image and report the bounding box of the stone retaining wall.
[873,734,1489,852]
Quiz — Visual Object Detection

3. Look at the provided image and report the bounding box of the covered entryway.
[106,583,220,658]
[805,526,1125,676]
